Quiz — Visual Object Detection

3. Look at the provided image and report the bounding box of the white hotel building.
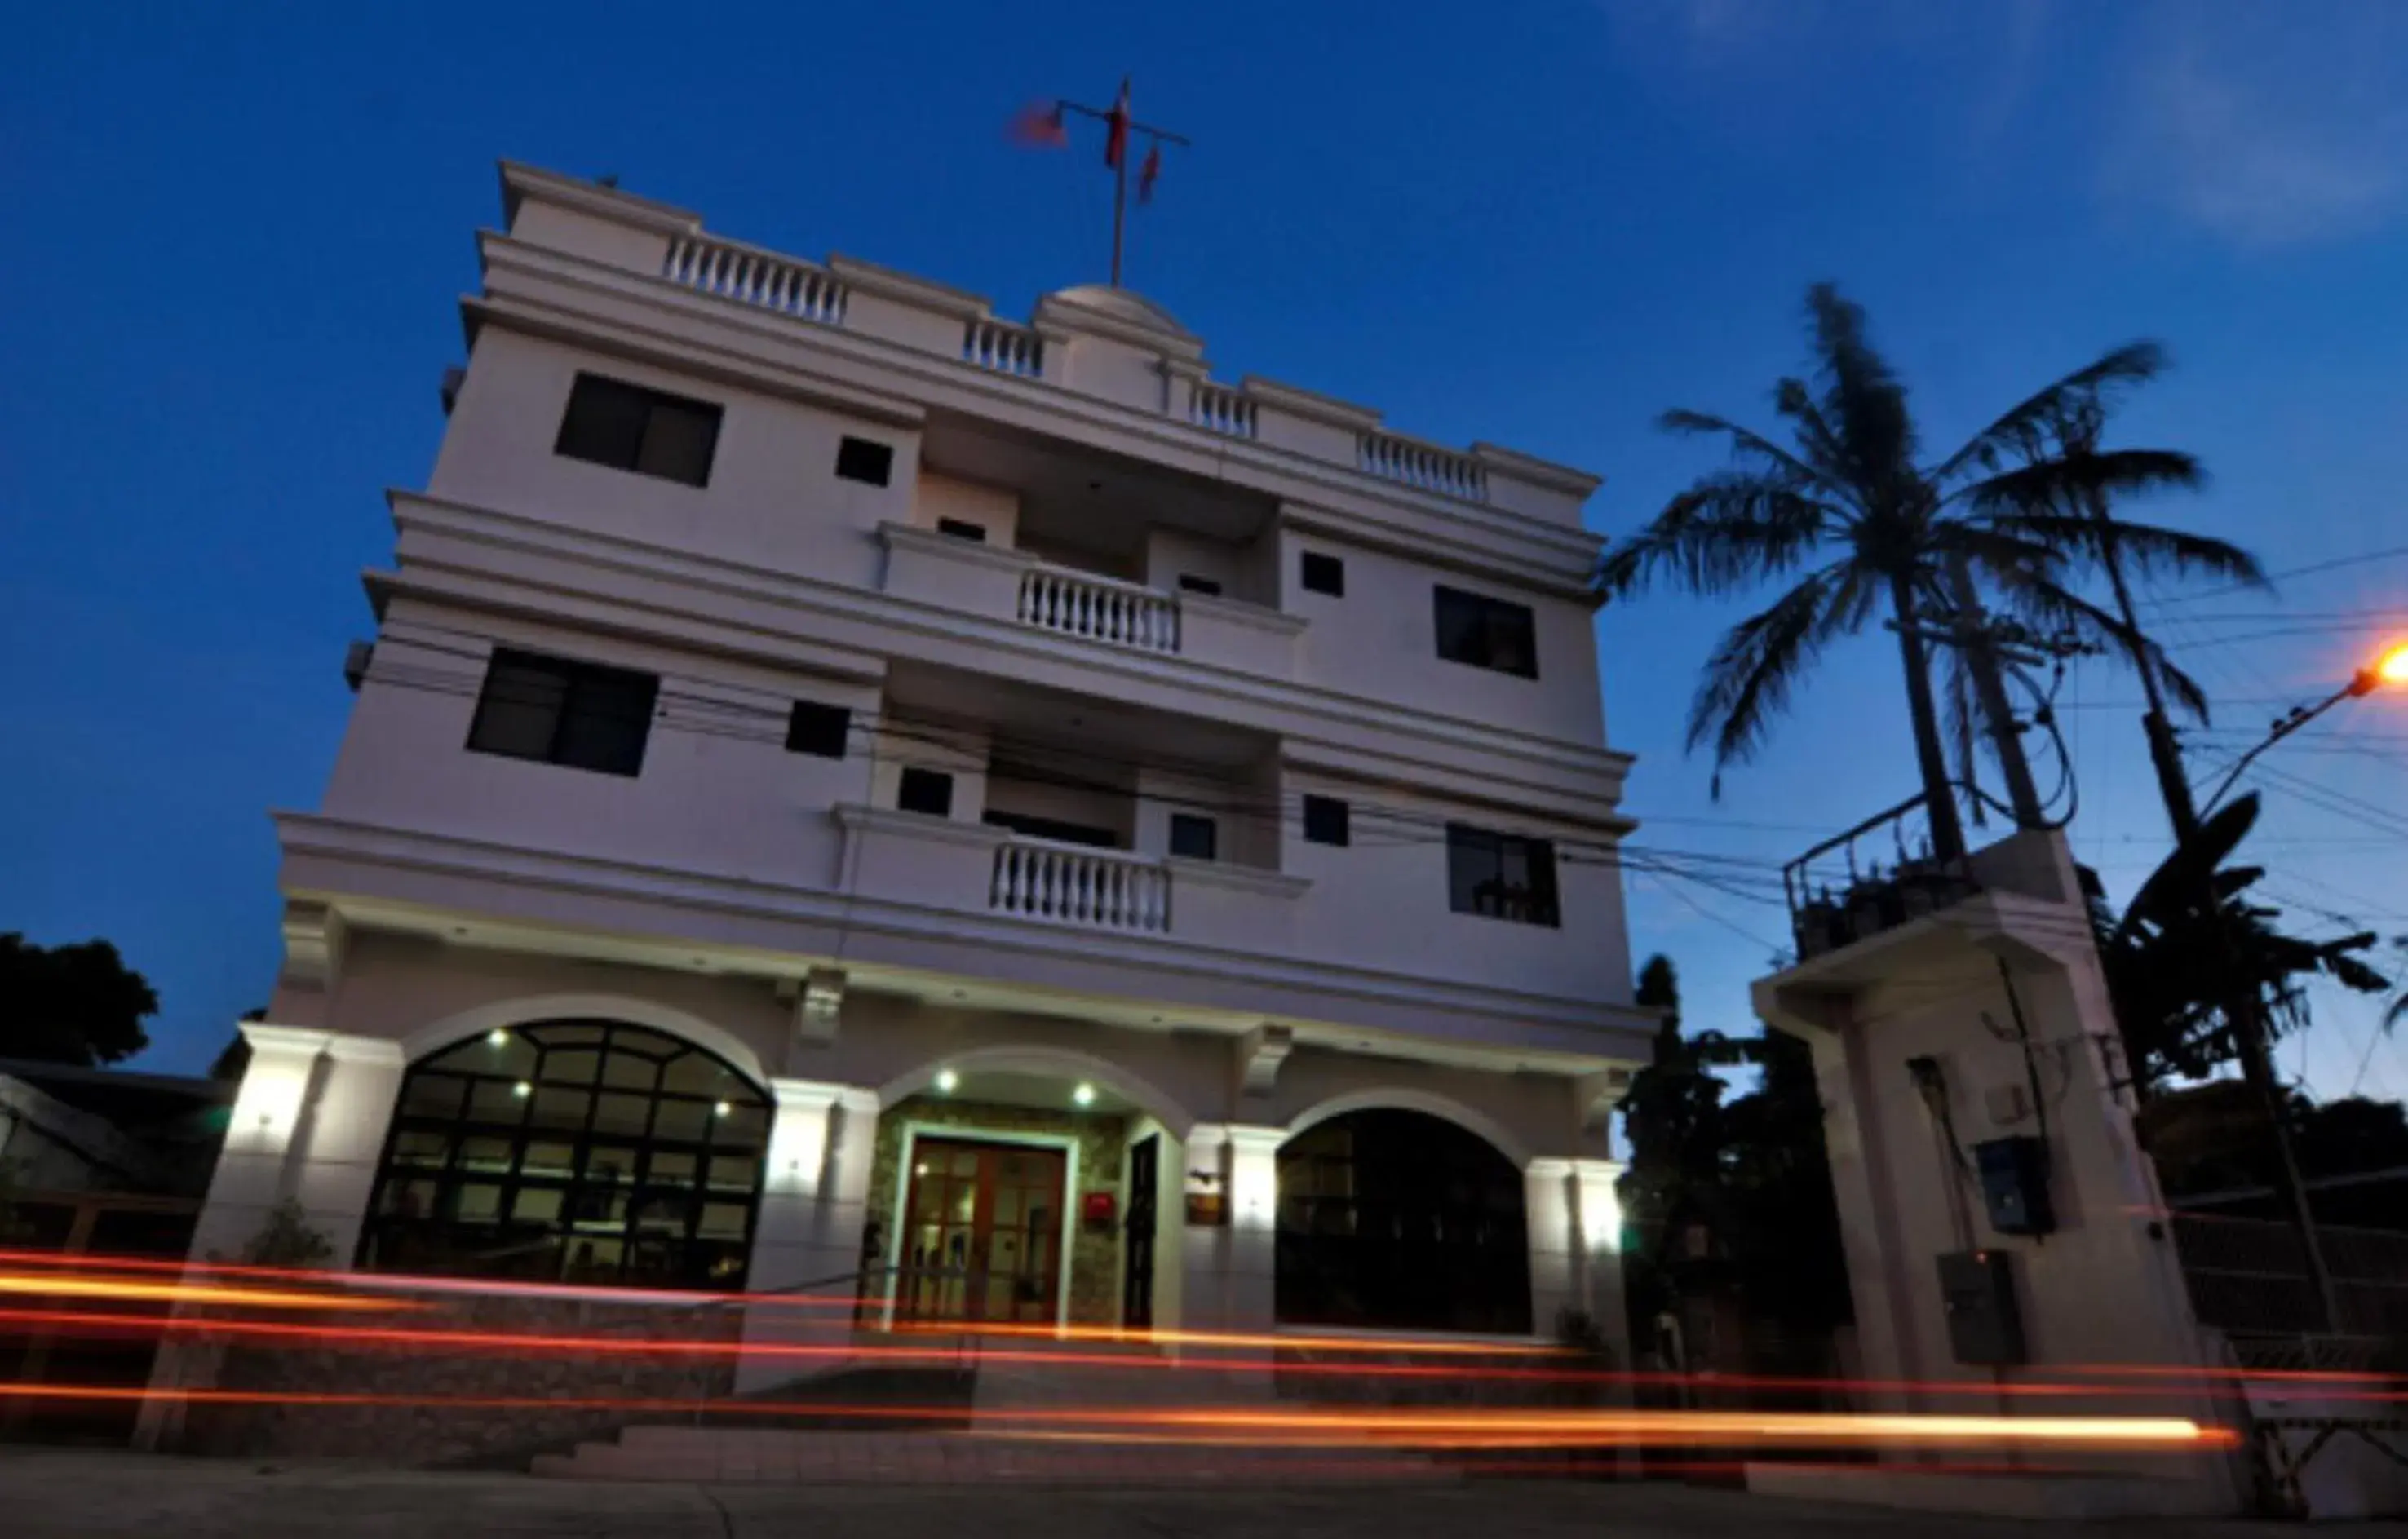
[198,163,1651,1354]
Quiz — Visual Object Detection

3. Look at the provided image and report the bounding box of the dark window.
[785,701,850,758]
[1170,813,1218,861]
[1446,824,1560,927]
[897,767,954,817]
[1276,1110,1532,1335]
[1299,551,1345,597]
[466,649,657,778]
[834,436,894,486]
[357,1020,768,1291]
[936,518,988,543]
[1177,574,1223,597]
[1434,586,1539,678]
[554,374,723,488]
[983,810,1118,848]
[1302,795,1350,847]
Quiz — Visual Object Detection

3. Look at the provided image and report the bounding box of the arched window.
[358,1020,768,1289]
[1276,1109,1532,1334]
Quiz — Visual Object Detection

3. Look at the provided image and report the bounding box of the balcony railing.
[1357,431,1487,502]
[1189,382,1257,440]
[989,839,1171,934]
[1016,566,1179,654]
[963,318,1045,378]
[662,236,848,325]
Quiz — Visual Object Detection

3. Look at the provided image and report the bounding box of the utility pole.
[1940,554,2048,829]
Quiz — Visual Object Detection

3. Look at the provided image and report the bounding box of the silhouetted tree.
[0,932,158,1067]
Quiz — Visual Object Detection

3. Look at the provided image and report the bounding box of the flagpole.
[1111,132,1127,288]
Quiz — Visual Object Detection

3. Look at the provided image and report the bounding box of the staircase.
[532,1334,1452,1486]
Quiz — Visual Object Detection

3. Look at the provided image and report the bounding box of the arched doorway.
[357,1019,770,1289]
[1276,1108,1533,1334]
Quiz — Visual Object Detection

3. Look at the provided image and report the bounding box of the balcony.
[832,805,1308,956]
[499,164,1600,528]
[877,522,1304,679]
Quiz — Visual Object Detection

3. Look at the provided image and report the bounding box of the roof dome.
[1038,284,1197,344]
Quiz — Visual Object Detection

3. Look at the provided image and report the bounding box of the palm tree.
[1601,285,2255,857]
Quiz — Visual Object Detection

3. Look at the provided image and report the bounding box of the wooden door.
[896,1139,1066,1325]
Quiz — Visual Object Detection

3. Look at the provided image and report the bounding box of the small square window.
[897,766,954,817]
[1446,823,1560,927]
[834,436,894,486]
[466,648,657,778]
[1170,813,1219,861]
[1302,794,1349,847]
[786,701,850,758]
[936,518,988,543]
[1435,586,1539,679]
[1300,551,1345,597]
[1177,574,1223,597]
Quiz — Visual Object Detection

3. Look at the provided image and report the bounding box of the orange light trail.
[0,1272,418,1312]
[0,1382,2236,1452]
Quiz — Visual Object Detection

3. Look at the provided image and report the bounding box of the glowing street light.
[2203,639,2408,812]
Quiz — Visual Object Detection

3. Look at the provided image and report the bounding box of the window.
[1177,574,1223,597]
[1170,813,1218,861]
[1299,551,1345,597]
[785,701,850,758]
[1446,824,1560,927]
[1275,1110,1532,1334]
[897,767,954,817]
[1434,586,1538,678]
[1301,794,1349,847]
[834,436,894,486]
[466,650,657,778]
[984,809,1117,848]
[554,374,722,488]
[936,518,988,543]
[357,1020,768,1290]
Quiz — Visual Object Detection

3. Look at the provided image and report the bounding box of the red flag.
[1138,141,1162,205]
[1008,100,1067,147]
[1104,77,1131,169]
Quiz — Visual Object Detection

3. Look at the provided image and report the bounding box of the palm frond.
[1771,378,1853,489]
[1598,473,1837,599]
[1962,449,2207,526]
[1656,408,1837,493]
[1986,573,2220,721]
[1804,283,1919,484]
[1684,566,1857,786]
[1985,507,2265,590]
[1933,341,2169,484]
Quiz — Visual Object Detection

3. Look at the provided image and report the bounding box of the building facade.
[195,162,1649,1358]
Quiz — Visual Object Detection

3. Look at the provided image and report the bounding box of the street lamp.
[2202,639,2408,812]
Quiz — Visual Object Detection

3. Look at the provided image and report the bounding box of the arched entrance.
[1275,1108,1534,1334]
[357,1019,771,1289]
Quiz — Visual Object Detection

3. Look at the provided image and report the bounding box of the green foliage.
[1614,954,1852,1350]
[239,1199,334,1268]
[0,931,160,1067]
[2087,794,2393,1093]
[1601,285,2255,820]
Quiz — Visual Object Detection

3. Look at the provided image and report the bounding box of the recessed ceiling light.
[1072,1082,1096,1108]
[511,1081,532,1099]
[714,1100,733,1117]
[936,1068,959,1094]
[486,1029,509,1047]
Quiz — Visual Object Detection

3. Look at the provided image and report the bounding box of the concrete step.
[533,1427,1456,1487]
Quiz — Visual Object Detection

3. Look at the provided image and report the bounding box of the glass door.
[896,1139,1066,1325]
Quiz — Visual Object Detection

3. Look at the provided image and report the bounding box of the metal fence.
[2171,1211,2408,1342]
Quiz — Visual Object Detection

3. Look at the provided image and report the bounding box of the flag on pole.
[1104,77,1131,169]
[1007,100,1067,147]
[1138,141,1162,205]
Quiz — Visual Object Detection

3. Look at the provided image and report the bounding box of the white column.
[185,1024,334,1263]
[1571,1156,1630,1366]
[289,1035,406,1267]
[736,1079,879,1394]
[1178,1122,1282,1341]
[1525,1156,1627,1347]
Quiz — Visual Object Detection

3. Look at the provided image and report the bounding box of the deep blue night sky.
[4,2,2404,1096]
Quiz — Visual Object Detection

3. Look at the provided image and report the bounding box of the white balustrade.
[1357,431,1487,502]
[662,237,847,325]
[989,841,1171,934]
[1189,382,1257,440]
[1016,567,1180,654]
[963,319,1045,378]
